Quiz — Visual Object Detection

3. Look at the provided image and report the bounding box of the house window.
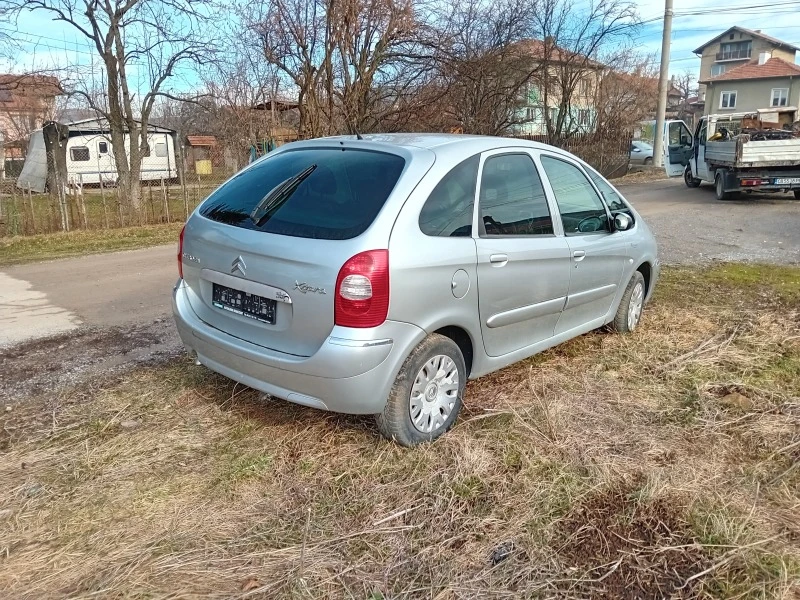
[70,146,89,161]
[720,91,737,109]
[98,141,108,154]
[711,63,728,77]
[548,107,559,122]
[155,142,168,157]
[578,79,591,97]
[578,109,590,126]
[771,88,788,107]
[525,106,543,122]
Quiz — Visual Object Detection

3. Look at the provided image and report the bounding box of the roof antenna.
[351,119,364,140]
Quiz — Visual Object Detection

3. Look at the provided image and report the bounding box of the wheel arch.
[432,325,475,377]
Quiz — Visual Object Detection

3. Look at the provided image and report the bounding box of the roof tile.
[703,57,800,82]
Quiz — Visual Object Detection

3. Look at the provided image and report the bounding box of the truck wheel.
[684,166,701,188]
[715,173,731,201]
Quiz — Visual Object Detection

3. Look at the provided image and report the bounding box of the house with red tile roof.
[699,54,800,124]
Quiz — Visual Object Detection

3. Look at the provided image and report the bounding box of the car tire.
[644,157,653,166]
[794,190,800,200]
[376,334,466,446]
[684,165,701,188]
[715,173,732,200]
[611,271,646,334]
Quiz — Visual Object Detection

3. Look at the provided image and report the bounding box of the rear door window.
[199,148,405,240]
[479,153,553,236]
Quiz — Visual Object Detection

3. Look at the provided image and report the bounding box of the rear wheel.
[644,157,653,166]
[715,173,732,201]
[684,165,701,188]
[376,334,465,446]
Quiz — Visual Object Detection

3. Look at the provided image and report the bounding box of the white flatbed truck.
[656,114,800,200]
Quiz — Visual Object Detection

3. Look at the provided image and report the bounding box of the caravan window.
[98,141,108,154]
[70,146,90,161]
[155,142,168,158]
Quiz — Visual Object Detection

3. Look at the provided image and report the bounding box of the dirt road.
[1,178,799,400]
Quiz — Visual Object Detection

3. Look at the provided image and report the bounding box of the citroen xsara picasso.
[173,134,659,446]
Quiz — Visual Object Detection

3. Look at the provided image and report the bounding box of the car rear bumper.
[172,280,425,414]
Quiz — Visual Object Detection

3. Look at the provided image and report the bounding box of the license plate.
[774,177,800,185]
[212,283,277,324]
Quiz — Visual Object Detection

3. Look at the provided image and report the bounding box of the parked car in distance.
[630,140,654,166]
[173,134,660,446]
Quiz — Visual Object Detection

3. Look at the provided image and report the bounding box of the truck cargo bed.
[706,137,800,168]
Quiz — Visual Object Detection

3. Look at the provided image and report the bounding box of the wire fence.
[0,131,632,238]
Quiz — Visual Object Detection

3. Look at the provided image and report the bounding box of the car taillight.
[178,224,185,279]
[334,250,389,328]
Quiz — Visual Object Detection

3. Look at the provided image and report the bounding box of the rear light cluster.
[334,250,389,328]
[740,178,768,187]
[178,225,186,279]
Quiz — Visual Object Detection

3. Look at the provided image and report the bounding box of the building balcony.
[715,48,752,61]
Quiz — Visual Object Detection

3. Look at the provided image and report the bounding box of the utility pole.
[653,0,674,168]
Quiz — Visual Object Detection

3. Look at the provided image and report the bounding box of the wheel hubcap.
[628,282,644,330]
[409,355,459,433]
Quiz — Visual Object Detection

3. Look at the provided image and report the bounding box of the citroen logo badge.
[231,255,246,276]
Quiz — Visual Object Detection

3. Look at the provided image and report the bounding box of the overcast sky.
[3,0,800,87]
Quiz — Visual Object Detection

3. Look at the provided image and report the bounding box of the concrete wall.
[704,76,800,116]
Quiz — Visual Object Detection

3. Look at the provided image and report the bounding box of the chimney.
[758,51,771,65]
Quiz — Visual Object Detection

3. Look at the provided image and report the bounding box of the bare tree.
[2,0,215,215]
[530,0,637,142]
[429,0,536,135]
[594,52,658,135]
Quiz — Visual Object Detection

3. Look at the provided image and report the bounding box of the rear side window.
[200,148,405,240]
[418,154,478,237]
[479,153,553,236]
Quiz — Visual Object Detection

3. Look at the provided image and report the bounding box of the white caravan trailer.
[17,118,178,192]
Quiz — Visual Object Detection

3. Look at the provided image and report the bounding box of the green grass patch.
[0,222,182,266]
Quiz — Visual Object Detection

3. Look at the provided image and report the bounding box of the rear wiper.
[250,164,317,227]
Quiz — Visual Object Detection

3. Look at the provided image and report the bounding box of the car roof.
[300,132,577,162]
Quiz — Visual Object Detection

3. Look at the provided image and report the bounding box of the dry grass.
[0,223,182,266]
[1,264,799,599]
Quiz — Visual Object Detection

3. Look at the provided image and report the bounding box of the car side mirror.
[613,213,633,232]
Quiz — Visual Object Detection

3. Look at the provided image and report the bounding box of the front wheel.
[684,165,701,188]
[611,271,646,334]
[376,334,466,446]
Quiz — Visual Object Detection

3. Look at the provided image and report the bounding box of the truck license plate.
[774,177,800,185]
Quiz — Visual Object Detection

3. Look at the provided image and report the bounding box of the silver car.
[630,140,654,166]
[173,134,659,446]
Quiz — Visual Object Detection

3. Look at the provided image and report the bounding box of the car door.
[474,150,571,358]
[664,120,694,177]
[538,153,627,336]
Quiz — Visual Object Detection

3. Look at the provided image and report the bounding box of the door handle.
[572,250,586,262]
[489,253,508,266]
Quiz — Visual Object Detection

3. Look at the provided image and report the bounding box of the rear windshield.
[199,148,406,240]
